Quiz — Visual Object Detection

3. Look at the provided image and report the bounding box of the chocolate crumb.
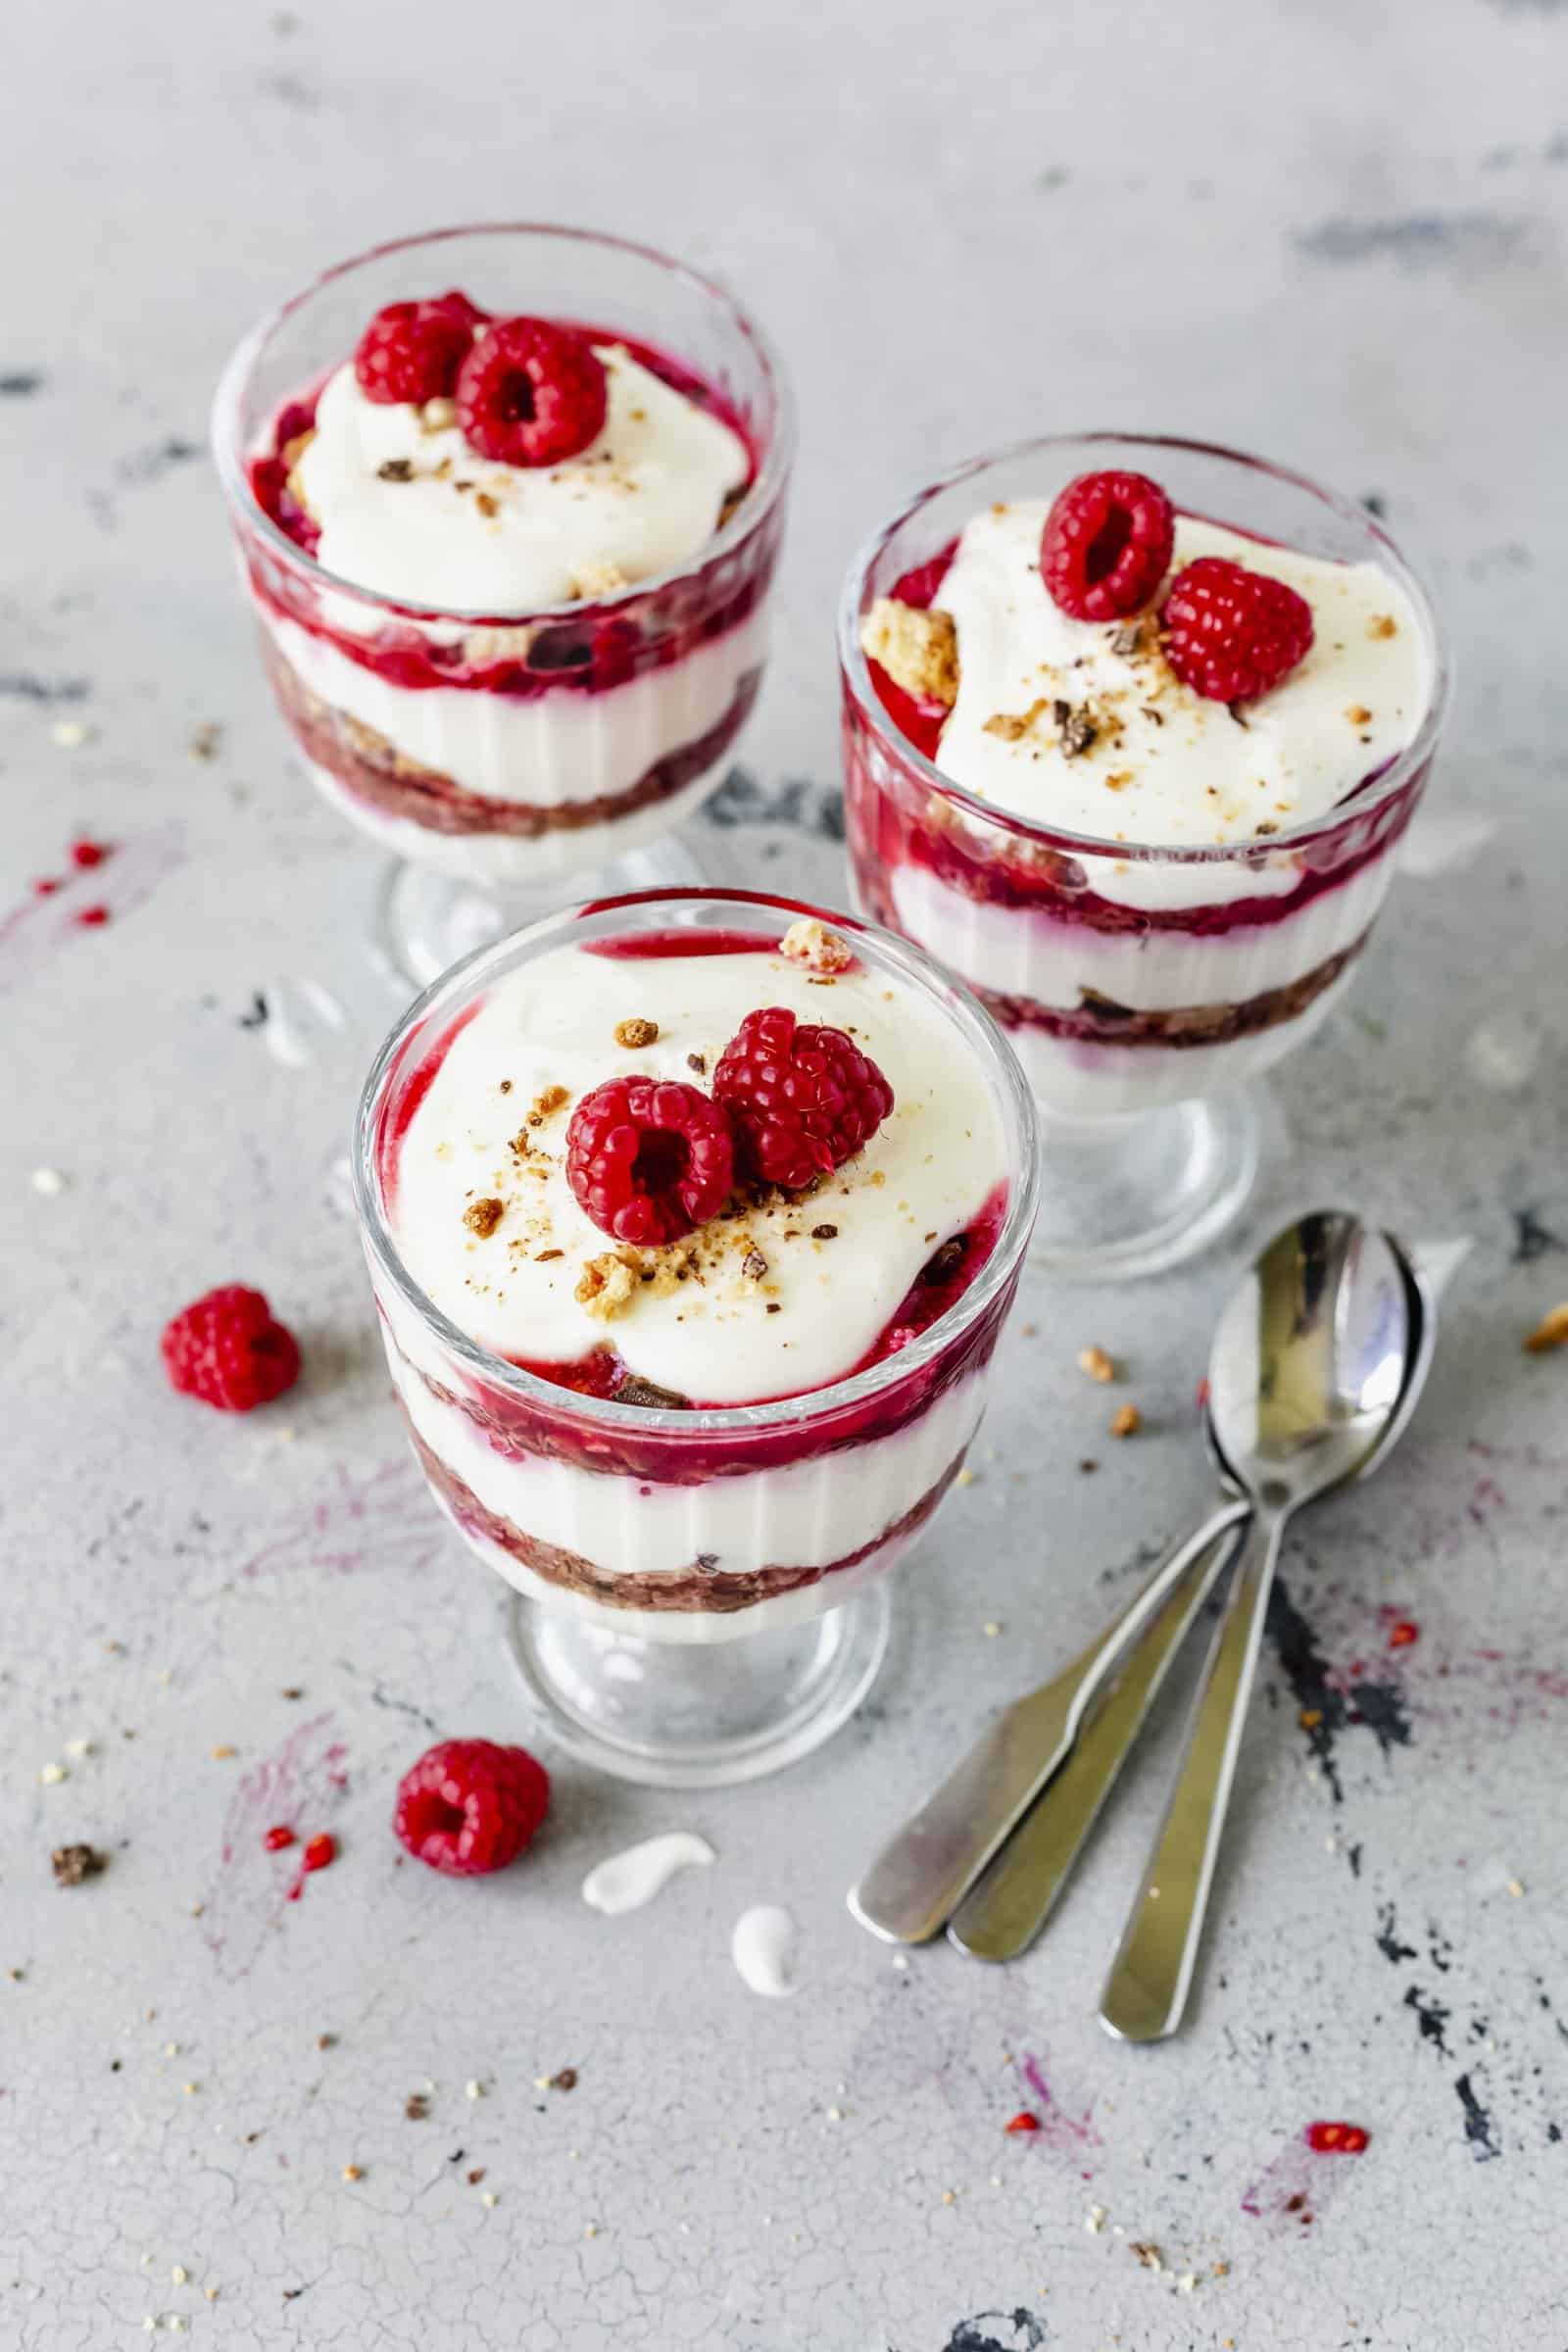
[742,1248,768,1281]
[52,1842,106,1886]
[686,1052,707,1075]
[499,1079,513,1095]
[920,1236,967,1286]
[1256,821,1279,836]
[1079,1458,1100,1474]
[1053,699,1098,758]
[377,458,415,483]
[405,2092,430,2122]
[765,1301,782,1314]
[1227,702,1250,729]
[613,1016,660,1049]
[466,2167,487,2185]
[696,1552,719,1573]
[549,2067,578,2091]
[615,1374,691,1410]
[281,1687,304,1700]
[1109,620,1144,659]
[464,1197,505,1239]
[811,1223,839,1241]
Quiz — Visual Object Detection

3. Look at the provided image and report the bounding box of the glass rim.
[837,428,1451,865]
[211,220,797,627]
[352,887,1042,1438]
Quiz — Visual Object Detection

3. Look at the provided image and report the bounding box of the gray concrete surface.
[4,2,1566,2344]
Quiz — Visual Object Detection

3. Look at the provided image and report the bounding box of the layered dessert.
[365,912,1023,1642]
[845,459,1440,1114]
[229,268,785,885]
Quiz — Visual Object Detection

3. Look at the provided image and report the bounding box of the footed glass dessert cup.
[840,433,1448,1280]
[353,887,1040,1786]
[215,224,794,987]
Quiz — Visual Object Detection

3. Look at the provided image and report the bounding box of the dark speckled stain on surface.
[1455,2073,1502,2161]
[1267,1572,1412,1801]
[0,370,42,396]
[0,672,89,704]
[942,2311,1047,2352]
[702,764,846,841]
[117,436,202,486]
[1405,1984,1452,2057]
[1375,1902,1417,1966]
[1511,1206,1565,1263]
[1294,214,1527,269]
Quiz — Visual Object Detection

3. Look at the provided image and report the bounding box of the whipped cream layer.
[296,344,749,610]
[932,508,1432,850]
[391,940,1006,1404]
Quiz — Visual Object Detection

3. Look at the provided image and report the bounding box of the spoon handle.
[947,1518,1243,1963]
[1099,1508,1287,2042]
[848,1495,1248,1945]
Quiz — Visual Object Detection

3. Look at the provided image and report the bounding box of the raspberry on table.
[1161,556,1315,703]
[713,1007,895,1192]
[1039,469,1175,622]
[565,1075,735,1248]
[393,1740,551,1878]
[456,318,609,468]
[160,1284,301,1412]
[354,301,474,407]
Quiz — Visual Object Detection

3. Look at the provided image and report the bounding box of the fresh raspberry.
[456,318,608,467]
[565,1076,735,1247]
[1161,556,1314,702]
[160,1284,301,1411]
[713,1008,895,1192]
[393,1739,550,1878]
[1039,469,1175,621]
[354,300,473,407]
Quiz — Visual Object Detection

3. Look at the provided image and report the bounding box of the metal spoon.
[948,1232,1431,1963]
[1098,1211,1412,2042]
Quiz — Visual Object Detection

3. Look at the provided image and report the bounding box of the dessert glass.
[214,225,794,987]
[841,433,1448,1280]
[353,887,1039,1788]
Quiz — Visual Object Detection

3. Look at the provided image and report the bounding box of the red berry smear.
[70,838,112,869]
[160,1284,302,1412]
[565,1075,735,1248]
[1162,556,1314,703]
[393,1740,550,1878]
[264,1825,296,1852]
[1040,468,1175,622]
[1387,1618,1420,1650]
[302,1832,336,1873]
[355,300,473,407]
[1305,2121,1369,2155]
[74,906,111,928]
[1004,2111,1042,2135]
[456,318,608,468]
[713,1007,894,1192]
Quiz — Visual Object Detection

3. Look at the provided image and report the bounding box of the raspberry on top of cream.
[389,927,1006,1406]
[292,338,750,611]
[863,501,1432,851]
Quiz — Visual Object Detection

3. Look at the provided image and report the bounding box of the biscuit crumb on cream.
[860,597,959,707]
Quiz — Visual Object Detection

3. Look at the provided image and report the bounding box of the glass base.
[375,834,707,990]
[501,1584,892,1788]
[1028,1089,1261,1281]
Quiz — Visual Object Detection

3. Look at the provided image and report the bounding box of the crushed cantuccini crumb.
[1078,1344,1116,1384]
[576,1253,639,1321]
[859,597,959,707]
[464,1198,505,1239]
[1525,1302,1568,1353]
[529,1084,570,1124]
[779,917,854,974]
[613,1017,660,1050]
[573,559,629,599]
[1345,703,1373,726]
[1367,613,1397,640]
[984,699,1051,744]
[1109,1402,1142,1439]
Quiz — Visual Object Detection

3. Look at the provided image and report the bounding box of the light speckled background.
[4,3,1566,2345]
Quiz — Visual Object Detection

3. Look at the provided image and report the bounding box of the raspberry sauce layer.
[380,928,1010,1413]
